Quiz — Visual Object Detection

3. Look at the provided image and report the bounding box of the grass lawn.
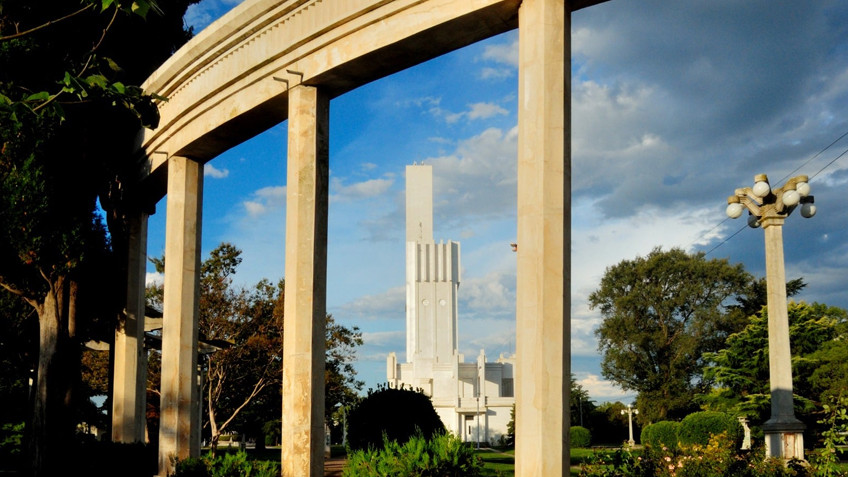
[475,447,602,477]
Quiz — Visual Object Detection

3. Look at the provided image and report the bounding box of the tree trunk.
[30,278,69,477]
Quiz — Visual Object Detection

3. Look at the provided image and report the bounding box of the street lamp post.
[621,404,638,447]
[726,174,815,461]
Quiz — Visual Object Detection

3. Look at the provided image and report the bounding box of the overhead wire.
[699,129,848,257]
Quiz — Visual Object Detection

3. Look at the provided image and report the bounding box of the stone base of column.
[763,419,805,461]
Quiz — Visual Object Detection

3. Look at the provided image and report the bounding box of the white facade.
[387,164,515,445]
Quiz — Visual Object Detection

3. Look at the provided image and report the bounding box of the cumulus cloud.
[330,177,394,203]
[445,102,509,124]
[575,373,634,404]
[334,286,405,321]
[242,186,285,217]
[146,272,164,287]
[481,38,518,67]
[204,163,230,179]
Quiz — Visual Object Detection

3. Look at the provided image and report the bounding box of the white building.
[387,164,515,445]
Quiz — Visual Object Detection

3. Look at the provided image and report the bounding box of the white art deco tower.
[388,164,515,444]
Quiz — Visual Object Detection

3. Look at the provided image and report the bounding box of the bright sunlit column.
[726,174,815,461]
[282,84,329,477]
[159,156,203,476]
[516,0,569,475]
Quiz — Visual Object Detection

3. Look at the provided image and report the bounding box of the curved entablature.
[139,0,519,190]
[137,0,605,198]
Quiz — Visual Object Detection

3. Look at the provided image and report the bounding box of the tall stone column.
[112,212,149,443]
[281,85,329,477]
[516,0,570,475]
[761,217,805,459]
[159,156,203,476]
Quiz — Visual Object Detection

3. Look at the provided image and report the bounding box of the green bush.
[677,411,742,447]
[579,436,801,477]
[343,431,482,477]
[173,451,280,477]
[640,421,680,450]
[0,422,24,471]
[346,385,445,451]
[570,426,592,448]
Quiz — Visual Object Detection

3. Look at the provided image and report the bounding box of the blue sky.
[147,0,848,405]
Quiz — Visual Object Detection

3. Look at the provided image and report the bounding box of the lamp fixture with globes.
[724,173,815,462]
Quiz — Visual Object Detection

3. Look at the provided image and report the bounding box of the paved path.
[324,457,345,476]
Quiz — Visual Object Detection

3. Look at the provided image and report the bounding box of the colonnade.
[109,0,604,475]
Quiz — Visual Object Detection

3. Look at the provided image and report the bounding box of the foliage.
[343,431,483,477]
[0,291,33,427]
[579,447,651,477]
[808,395,848,477]
[640,421,680,451]
[677,411,742,447]
[589,247,751,421]
[148,243,363,453]
[581,433,804,477]
[346,385,445,451]
[572,374,596,428]
[701,302,847,425]
[587,401,630,445]
[173,450,280,477]
[1,0,197,473]
[505,404,515,446]
[571,426,592,448]
[0,422,24,471]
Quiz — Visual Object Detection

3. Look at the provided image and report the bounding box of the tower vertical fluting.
[405,165,460,365]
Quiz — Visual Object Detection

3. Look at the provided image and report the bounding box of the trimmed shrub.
[678,411,742,447]
[346,385,445,451]
[173,450,280,477]
[640,421,680,450]
[570,426,592,448]
[343,431,483,477]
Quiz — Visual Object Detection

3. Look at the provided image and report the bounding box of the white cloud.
[183,3,214,31]
[480,67,513,80]
[242,186,285,217]
[204,163,230,179]
[481,38,518,67]
[335,286,406,321]
[330,177,394,203]
[445,102,508,124]
[146,272,164,287]
[575,373,634,405]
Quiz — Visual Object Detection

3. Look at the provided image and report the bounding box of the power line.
[700,129,848,257]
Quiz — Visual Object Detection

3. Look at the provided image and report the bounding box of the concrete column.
[761,217,805,460]
[281,85,329,477]
[516,0,570,476]
[112,212,149,443]
[159,156,203,476]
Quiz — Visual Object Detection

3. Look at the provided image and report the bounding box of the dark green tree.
[0,2,197,473]
[346,385,445,451]
[589,247,752,422]
[700,301,847,427]
[570,375,595,429]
